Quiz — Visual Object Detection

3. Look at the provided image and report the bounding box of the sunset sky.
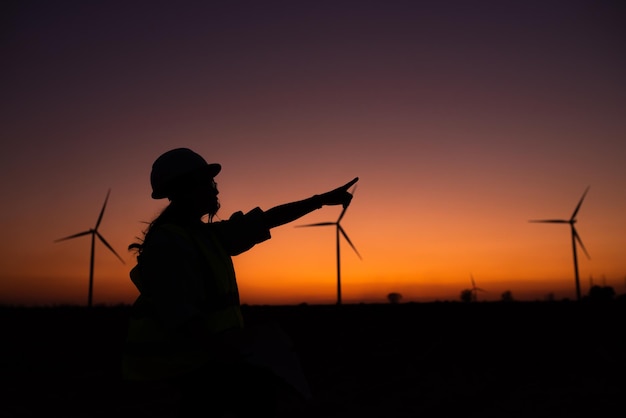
[2,0,625,306]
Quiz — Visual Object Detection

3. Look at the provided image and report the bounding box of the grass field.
[1,301,624,417]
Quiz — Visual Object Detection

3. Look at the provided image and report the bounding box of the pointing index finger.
[344,177,359,190]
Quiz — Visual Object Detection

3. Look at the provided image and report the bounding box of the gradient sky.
[2,0,625,306]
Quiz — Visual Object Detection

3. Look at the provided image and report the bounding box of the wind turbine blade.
[338,225,362,259]
[572,227,591,260]
[336,182,358,221]
[296,222,336,228]
[96,232,125,264]
[54,230,92,242]
[471,275,476,288]
[95,189,111,229]
[528,219,568,223]
[570,186,590,220]
[337,204,349,223]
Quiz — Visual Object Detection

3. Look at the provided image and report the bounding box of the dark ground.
[1,301,625,417]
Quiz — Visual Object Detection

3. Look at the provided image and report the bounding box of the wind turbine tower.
[54,189,125,307]
[297,186,361,305]
[529,186,591,301]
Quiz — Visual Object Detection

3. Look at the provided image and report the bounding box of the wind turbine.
[470,274,486,302]
[529,186,591,301]
[54,189,125,307]
[297,185,361,305]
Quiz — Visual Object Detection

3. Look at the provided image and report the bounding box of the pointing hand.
[319,177,359,208]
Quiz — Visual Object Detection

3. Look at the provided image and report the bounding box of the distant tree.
[460,289,473,303]
[545,292,555,302]
[587,285,615,302]
[501,290,514,302]
[387,292,402,304]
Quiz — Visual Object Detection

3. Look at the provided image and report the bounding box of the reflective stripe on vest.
[123,223,243,381]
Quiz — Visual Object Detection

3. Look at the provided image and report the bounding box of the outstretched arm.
[263,177,358,229]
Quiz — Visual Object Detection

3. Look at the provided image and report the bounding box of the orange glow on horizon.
[2,2,625,307]
[2,185,625,307]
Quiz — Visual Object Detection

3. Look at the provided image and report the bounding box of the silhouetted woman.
[122,147,358,417]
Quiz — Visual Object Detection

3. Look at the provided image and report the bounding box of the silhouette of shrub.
[387,292,402,304]
[460,289,473,303]
[501,290,514,302]
[587,285,615,302]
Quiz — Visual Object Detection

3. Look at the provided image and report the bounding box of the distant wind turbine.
[470,274,486,302]
[54,189,124,307]
[296,185,361,305]
[529,186,591,301]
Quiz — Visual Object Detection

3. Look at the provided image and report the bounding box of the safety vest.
[122,223,244,381]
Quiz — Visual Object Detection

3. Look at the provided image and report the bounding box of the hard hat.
[150,148,221,199]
